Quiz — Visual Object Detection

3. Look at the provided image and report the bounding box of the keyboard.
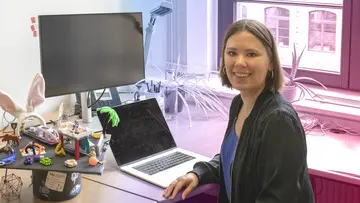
[133,151,195,175]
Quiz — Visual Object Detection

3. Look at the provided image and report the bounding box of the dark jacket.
[191,88,315,203]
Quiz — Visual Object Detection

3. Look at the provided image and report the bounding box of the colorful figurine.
[88,146,96,157]
[97,106,120,138]
[2,133,20,147]
[33,155,43,162]
[20,142,45,156]
[79,138,90,154]
[88,156,103,167]
[10,122,17,135]
[24,156,33,165]
[91,131,102,139]
[25,142,36,155]
[0,151,16,166]
[40,157,52,166]
[54,140,66,156]
[56,121,92,160]
[64,159,77,168]
[20,123,25,133]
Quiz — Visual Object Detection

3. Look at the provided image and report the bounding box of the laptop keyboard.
[133,151,196,175]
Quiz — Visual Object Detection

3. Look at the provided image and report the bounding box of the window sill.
[198,76,360,132]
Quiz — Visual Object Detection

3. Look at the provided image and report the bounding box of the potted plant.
[281,44,327,102]
[145,58,228,128]
[97,106,120,138]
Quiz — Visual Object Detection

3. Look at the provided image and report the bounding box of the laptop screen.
[97,98,177,166]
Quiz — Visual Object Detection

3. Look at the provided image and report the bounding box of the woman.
[163,19,315,203]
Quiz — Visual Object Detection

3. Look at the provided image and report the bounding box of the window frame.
[308,10,337,53]
[217,0,355,90]
[264,7,290,47]
[349,0,360,91]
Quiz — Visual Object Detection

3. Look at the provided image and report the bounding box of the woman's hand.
[163,172,199,200]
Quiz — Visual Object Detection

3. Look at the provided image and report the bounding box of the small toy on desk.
[20,142,46,156]
[24,141,36,155]
[91,131,102,139]
[23,156,33,165]
[26,125,59,145]
[97,106,120,139]
[64,159,77,168]
[88,156,103,167]
[33,155,43,163]
[54,139,66,156]
[10,122,18,135]
[88,146,96,157]
[0,133,18,167]
[0,151,16,166]
[0,141,14,154]
[40,157,51,166]
[0,73,47,138]
[56,120,92,160]
[20,123,25,133]
[2,133,20,147]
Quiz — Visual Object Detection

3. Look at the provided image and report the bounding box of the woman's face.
[224,31,271,93]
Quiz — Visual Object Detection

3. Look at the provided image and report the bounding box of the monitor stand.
[80,91,92,123]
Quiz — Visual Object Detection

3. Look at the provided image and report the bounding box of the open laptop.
[97,98,211,188]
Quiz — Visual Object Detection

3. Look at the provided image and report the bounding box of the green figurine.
[97,106,120,138]
[40,157,52,166]
[79,138,90,154]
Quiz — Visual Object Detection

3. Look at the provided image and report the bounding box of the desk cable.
[81,176,159,202]
[1,111,16,133]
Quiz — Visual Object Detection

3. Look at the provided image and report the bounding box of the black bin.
[32,170,82,202]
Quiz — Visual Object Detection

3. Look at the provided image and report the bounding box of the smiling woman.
[163,19,315,203]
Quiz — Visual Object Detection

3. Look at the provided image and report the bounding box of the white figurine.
[0,73,47,137]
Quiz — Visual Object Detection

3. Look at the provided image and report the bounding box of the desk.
[0,169,156,203]
[82,110,360,203]
[82,111,224,202]
[16,108,360,202]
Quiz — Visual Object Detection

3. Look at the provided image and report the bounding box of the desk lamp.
[144,0,173,66]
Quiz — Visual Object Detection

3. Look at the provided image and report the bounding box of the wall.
[0,0,168,128]
[186,0,218,73]
[119,0,168,79]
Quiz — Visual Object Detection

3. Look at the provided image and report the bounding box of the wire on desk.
[87,89,106,109]
[299,113,360,136]
[1,111,15,133]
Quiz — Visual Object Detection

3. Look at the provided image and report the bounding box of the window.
[264,7,290,46]
[242,5,247,19]
[218,0,360,90]
[308,10,337,52]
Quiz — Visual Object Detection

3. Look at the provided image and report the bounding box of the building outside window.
[264,7,290,47]
[308,10,337,52]
[220,0,354,89]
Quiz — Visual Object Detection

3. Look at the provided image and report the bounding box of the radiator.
[310,175,360,203]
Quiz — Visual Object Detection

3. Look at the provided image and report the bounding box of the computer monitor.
[39,12,145,122]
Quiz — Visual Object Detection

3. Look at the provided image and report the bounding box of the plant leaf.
[295,82,324,101]
[177,89,192,128]
[178,86,209,119]
[293,77,327,90]
[293,45,306,77]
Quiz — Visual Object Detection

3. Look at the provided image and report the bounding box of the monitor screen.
[39,12,145,97]
[97,98,177,166]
